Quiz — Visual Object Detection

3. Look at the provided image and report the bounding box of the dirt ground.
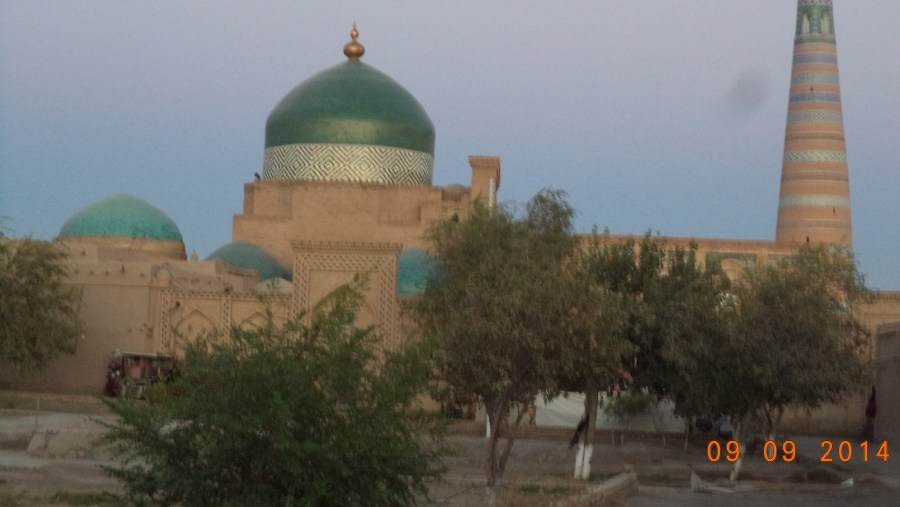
[1,393,899,506]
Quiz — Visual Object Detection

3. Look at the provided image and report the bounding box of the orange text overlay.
[706,440,889,463]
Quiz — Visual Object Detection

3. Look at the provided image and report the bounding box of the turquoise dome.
[265,60,434,155]
[398,248,437,296]
[59,194,182,241]
[205,241,291,282]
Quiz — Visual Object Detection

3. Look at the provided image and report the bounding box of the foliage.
[554,232,636,478]
[413,190,576,493]
[664,245,871,436]
[603,390,658,442]
[103,284,443,507]
[555,232,633,392]
[570,233,730,404]
[0,237,81,371]
[603,390,656,422]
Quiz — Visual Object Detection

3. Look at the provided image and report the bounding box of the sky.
[1,1,898,289]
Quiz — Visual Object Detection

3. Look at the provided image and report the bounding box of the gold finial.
[343,23,365,59]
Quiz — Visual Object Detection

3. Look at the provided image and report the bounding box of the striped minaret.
[776,0,852,247]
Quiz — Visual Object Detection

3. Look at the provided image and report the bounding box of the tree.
[735,245,870,434]
[556,233,633,480]
[0,236,82,371]
[561,233,727,476]
[663,245,871,481]
[102,283,443,507]
[413,190,575,501]
[649,243,734,425]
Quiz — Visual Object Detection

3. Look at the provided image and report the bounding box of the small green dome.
[205,241,291,282]
[59,194,182,241]
[265,60,435,154]
[398,248,437,296]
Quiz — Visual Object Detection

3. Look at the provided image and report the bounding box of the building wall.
[875,323,900,442]
[232,157,500,349]
[0,247,259,394]
[233,157,500,273]
[233,181,470,271]
[162,291,292,356]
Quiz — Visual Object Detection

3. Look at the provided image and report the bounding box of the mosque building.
[3,1,899,437]
[1,24,499,395]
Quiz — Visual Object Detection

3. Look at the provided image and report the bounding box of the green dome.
[205,241,291,282]
[398,248,437,296]
[59,194,182,241]
[265,59,434,154]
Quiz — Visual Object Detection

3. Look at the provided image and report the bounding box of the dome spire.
[343,23,365,59]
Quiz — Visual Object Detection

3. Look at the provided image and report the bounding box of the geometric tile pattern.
[796,0,836,38]
[263,143,433,185]
[787,110,843,124]
[791,73,840,86]
[789,92,841,103]
[777,0,852,246]
[292,241,402,350]
[779,194,851,209]
[783,151,848,164]
[792,53,837,65]
[799,0,832,8]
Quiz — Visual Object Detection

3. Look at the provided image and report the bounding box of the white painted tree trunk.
[729,425,744,483]
[729,443,745,483]
[574,444,593,479]
[574,386,598,480]
[485,486,497,506]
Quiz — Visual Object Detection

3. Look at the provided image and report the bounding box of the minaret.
[776,0,852,247]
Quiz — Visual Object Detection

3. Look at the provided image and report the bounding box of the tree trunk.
[762,405,783,441]
[729,421,744,483]
[483,397,528,504]
[484,400,505,501]
[575,385,598,480]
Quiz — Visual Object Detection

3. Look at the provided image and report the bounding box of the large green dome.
[262,28,435,185]
[205,241,291,282]
[265,60,434,154]
[59,194,182,241]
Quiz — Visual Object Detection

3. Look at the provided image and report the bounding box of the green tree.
[651,244,733,423]
[103,284,443,507]
[413,190,575,500]
[562,233,728,475]
[736,245,870,434]
[0,237,82,371]
[664,245,871,481]
[556,233,633,480]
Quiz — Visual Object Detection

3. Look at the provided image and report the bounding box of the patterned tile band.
[792,53,838,65]
[798,0,832,7]
[783,151,847,164]
[263,144,433,185]
[787,110,844,124]
[779,194,850,209]
[791,73,840,86]
[789,92,842,103]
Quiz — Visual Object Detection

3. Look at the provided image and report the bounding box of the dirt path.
[2,407,899,506]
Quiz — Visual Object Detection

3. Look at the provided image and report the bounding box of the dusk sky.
[2,1,898,289]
